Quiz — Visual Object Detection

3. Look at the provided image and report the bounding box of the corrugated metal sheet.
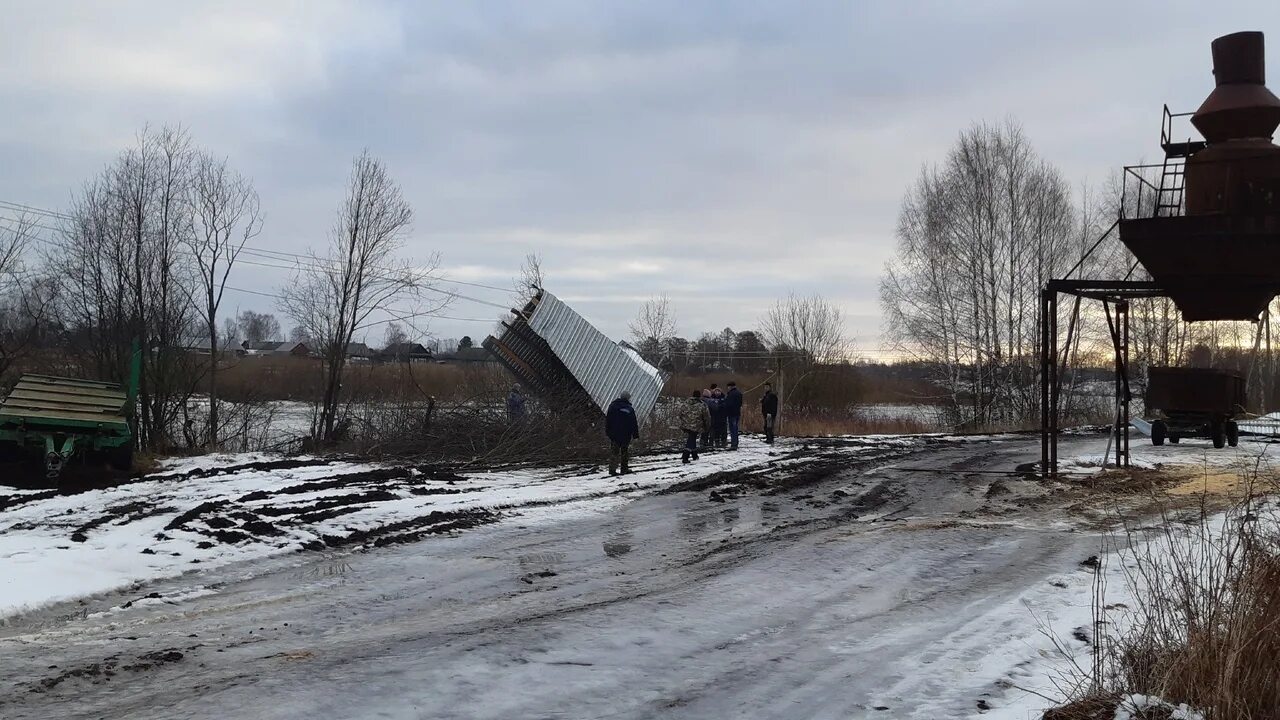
[524,292,666,419]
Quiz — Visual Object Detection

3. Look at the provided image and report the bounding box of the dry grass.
[130,451,163,476]
[216,357,502,403]
[1055,464,1280,719]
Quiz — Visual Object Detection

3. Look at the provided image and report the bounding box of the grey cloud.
[3,1,1280,348]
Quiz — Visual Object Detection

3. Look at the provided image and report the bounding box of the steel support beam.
[1041,280,1152,477]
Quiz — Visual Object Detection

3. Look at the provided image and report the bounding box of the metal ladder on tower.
[1155,104,1206,217]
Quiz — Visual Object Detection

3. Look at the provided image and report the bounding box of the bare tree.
[881,120,1077,427]
[0,214,48,381]
[383,321,409,349]
[185,151,261,449]
[514,252,545,305]
[629,295,677,364]
[0,213,30,281]
[760,293,847,364]
[237,310,281,344]
[278,150,444,443]
[220,316,240,350]
[57,125,204,449]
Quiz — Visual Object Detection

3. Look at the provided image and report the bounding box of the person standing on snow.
[605,391,640,476]
[699,389,716,450]
[761,382,779,444]
[724,381,743,450]
[507,385,527,422]
[680,389,712,464]
[711,388,728,448]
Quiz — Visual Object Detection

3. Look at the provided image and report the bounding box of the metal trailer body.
[485,291,667,420]
[1144,366,1245,448]
[0,346,138,481]
[0,374,134,479]
[526,292,665,419]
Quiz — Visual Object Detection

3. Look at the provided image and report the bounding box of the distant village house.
[379,342,434,363]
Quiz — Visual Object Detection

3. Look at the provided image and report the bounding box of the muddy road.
[0,435,1130,719]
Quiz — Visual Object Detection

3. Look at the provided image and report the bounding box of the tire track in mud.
[658,441,928,498]
[155,464,494,552]
[41,462,492,555]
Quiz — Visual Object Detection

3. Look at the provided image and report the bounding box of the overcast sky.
[3,1,1279,355]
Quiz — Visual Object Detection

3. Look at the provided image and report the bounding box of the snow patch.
[1114,694,1204,720]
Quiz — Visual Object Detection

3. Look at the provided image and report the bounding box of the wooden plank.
[1,395,126,415]
[14,380,125,400]
[0,407,131,427]
[19,374,121,390]
[6,388,125,405]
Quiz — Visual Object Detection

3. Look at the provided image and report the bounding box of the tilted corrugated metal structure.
[483,291,666,419]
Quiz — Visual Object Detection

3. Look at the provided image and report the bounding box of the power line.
[230,250,512,310]
[2,214,511,314]
[239,247,511,293]
[221,285,498,324]
[0,215,64,237]
[0,198,516,294]
[0,200,71,220]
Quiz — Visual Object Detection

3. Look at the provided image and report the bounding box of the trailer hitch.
[43,436,78,480]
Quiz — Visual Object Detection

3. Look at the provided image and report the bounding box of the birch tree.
[881,120,1077,427]
[186,151,261,449]
[629,295,677,364]
[279,150,444,443]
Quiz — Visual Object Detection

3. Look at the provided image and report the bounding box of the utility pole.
[776,356,785,435]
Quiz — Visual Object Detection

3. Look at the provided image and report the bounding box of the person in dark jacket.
[605,391,640,475]
[506,386,527,422]
[724,381,743,450]
[699,389,716,450]
[761,382,779,444]
[710,388,728,448]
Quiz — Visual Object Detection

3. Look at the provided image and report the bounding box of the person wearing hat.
[506,385,527,422]
[699,388,716,450]
[606,390,640,475]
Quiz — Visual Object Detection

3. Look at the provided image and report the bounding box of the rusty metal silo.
[1184,31,1280,215]
[1119,31,1280,321]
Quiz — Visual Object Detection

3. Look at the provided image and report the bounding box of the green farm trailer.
[1145,366,1246,449]
[0,357,138,482]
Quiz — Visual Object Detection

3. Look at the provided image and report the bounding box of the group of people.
[604,381,780,474]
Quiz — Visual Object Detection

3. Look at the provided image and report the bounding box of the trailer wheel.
[1211,421,1226,449]
[108,446,133,472]
[1226,421,1239,448]
[1169,434,1181,444]
[1151,420,1167,446]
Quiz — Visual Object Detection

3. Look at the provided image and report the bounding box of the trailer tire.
[1151,420,1167,446]
[108,446,133,472]
[1211,421,1226,449]
[1169,434,1181,444]
[1226,421,1239,448]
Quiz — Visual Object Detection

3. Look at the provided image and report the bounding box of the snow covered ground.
[0,432,1271,719]
[0,436,907,619]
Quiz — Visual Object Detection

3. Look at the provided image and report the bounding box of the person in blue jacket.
[605,391,640,476]
[723,381,743,450]
[506,386,527,422]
